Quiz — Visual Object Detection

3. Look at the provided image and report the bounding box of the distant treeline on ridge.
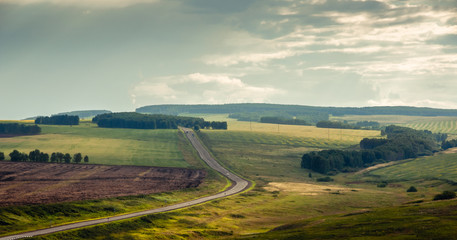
[136,103,457,117]
[92,112,227,130]
[0,123,41,135]
[35,115,79,125]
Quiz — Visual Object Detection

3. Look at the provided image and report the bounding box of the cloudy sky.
[1,0,456,119]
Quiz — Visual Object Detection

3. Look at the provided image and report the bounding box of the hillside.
[24,110,112,120]
[136,104,457,123]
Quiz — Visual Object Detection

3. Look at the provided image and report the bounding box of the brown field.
[0,162,206,206]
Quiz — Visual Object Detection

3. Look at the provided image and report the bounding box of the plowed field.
[0,162,206,206]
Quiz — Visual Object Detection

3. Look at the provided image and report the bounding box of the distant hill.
[25,110,112,120]
[136,104,457,123]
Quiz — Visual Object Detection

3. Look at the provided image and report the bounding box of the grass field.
[0,121,188,167]
[332,115,457,135]
[369,152,457,183]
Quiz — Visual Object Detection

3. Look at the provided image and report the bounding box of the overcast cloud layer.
[1,0,456,119]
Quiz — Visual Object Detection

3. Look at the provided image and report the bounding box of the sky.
[1,0,456,119]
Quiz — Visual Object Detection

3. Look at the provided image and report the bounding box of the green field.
[369,152,457,183]
[331,115,457,135]
[0,121,188,167]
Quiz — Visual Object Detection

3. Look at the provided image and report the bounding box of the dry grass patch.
[264,182,357,196]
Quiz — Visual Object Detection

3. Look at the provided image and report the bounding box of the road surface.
[0,128,250,240]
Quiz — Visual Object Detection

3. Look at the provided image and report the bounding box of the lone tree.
[73,153,82,163]
[84,155,89,163]
[0,152,4,161]
[407,186,418,192]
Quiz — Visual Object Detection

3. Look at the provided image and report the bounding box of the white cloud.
[130,73,283,107]
[0,0,159,8]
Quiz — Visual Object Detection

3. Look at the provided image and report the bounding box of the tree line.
[316,120,381,130]
[301,125,442,174]
[0,123,41,135]
[92,112,227,130]
[35,115,79,125]
[260,116,311,126]
[0,149,89,163]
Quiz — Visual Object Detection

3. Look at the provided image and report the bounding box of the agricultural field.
[0,162,206,206]
[368,151,457,183]
[0,121,229,237]
[332,115,457,135]
[0,121,188,167]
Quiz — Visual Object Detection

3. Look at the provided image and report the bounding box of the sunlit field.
[0,121,187,167]
[369,152,457,182]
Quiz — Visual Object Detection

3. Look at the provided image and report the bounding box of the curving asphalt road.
[0,128,250,240]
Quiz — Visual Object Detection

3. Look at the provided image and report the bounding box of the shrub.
[433,191,456,201]
[317,176,334,182]
[407,186,418,192]
[377,182,388,188]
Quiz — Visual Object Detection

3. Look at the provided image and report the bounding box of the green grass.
[0,121,187,167]
[197,127,376,184]
[236,199,457,240]
[331,115,457,135]
[369,152,457,183]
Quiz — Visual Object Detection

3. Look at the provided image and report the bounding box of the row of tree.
[316,120,381,130]
[1,149,89,163]
[260,116,311,126]
[301,126,442,174]
[92,112,227,130]
[0,123,41,135]
[35,115,79,125]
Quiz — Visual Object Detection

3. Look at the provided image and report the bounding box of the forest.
[35,115,79,125]
[0,123,41,135]
[92,112,227,130]
[301,126,445,174]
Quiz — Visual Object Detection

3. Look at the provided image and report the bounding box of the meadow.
[368,151,457,183]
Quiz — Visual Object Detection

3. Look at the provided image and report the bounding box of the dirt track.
[0,162,206,206]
